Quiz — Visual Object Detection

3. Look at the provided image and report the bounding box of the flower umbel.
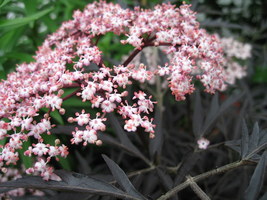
[0,1,228,180]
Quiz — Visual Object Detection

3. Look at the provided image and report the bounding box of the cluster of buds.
[0,1,230,179]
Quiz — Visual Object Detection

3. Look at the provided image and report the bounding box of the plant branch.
[127,166,156,178]
[186,175,211,200]
[122,36,157,67]
[63,82,80,88]
[109,166,156,185]
[157,160,248,200]
[122,47,143,67]
[62,88,81,101]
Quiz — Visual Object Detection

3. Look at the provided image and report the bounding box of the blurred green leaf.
[23,0,38,28]
[0,64,6,80]
[58,157,72,171]
[23,0,37,15]
[252,67,267,83]
[0,27,25,52]
[40,108,64,125]
[0,7,54,32]
[5,52,34,62]
[62,97,91,107]
[0,0,11,8]
[18,139,33,168]
[42,16,58,32]
[0,137,7,150]
[65,0,87,7]
[51,111,64,125]
[62,89,91,107]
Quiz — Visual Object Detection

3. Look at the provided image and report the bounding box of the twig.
[157,160,247,200]
[186,175,211,200]
[122,35,157,66]
[62,88,81,101]
[94,35,101,46]
[122,47,143,67]
[127,166,156,178]
[63,82,80,88]
[109,166,156,184]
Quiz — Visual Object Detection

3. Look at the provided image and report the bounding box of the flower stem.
[62,88,81,101]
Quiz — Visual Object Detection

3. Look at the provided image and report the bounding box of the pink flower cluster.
[0,1,227,179]
[220,37,252,85]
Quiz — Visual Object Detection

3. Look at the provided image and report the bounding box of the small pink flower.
[82,129,98,145]
[81,82,97,101]
[71,130,84,145]
[101,100,116,113]
[89,117,106,131]
[124,119,138,132]
[74,110,90,126]
[197,138,210,149]
[32,143,49,156]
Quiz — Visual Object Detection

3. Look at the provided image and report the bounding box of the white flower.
[75,110,90,126]
[89,118,106,131]
[32,143,48,156]
[197,138,210,149]
[101,100,116,113]
[82,129,97,144]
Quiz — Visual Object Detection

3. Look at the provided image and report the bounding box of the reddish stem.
[62,88,81,101]
[122,48,143,66]
[94,35,101,46]
[122,35,175,67]
[63,82,80,88]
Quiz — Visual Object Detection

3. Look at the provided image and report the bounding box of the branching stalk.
[186,175,211,200]
[109,166,156,185]
[157,160,247,200]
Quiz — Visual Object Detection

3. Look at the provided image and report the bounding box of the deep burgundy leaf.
[149,105,163,158]
[201,92,243,136]
[241,119,249,158]
[107,114,147,161]
[0,171,140,200]
[244,151,267,200]
[102,155,146,200]
[192,89,204,138]
[98,132,150,164]
[248,122,260,153]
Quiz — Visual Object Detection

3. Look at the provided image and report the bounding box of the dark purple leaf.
[149,105,163,158]
[174,152,201,185]
[0,171,140,200]
[201,92,243,136]
[102,155,146,200]
[107,114,147,161]
[192,90,204,138]
[244,151,267,200]
[155,168,175,198]
[248,122,260,154]
[98,132,150,165]
[259,191,267,200]
[241,119,249,159]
